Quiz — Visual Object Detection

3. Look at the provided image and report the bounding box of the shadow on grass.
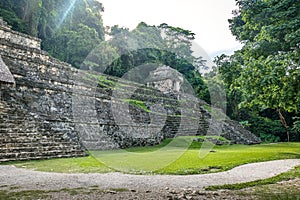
[278,152,300,159]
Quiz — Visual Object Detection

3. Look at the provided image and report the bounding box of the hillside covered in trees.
[0,0,299,142]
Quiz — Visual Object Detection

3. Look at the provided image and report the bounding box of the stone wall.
[0,18,261,162]
[0,17,41,50]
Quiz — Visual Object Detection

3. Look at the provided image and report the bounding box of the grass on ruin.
[123,99,151,112]
[4,138,300,175]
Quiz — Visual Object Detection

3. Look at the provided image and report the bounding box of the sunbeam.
[56,0,77,30]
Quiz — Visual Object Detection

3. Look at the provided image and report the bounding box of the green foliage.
[81,42,119,72]
[247,113,284,142]
[101,22,210,102]
[0,8,28,33]
[123,99,151,113]
[158,23,196,64]
[0,0,105,68]
[291,117,300,141]
[213,53,244,119]
[239,120,251,128]
[213,0,300,141]
[292,117,300,133]
[0,0,42,36]
[97,75,116,87]
[44,23,101,68]
[258,133,281,143]
[228,0,300,113]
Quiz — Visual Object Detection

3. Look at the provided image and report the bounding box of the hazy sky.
[100,0,243,59]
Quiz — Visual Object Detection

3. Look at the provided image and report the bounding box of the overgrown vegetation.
[0,0,105,68]
[292,117,300,141]
[247,113,284,143]
[211,0,300,142]
[123,99,151,113]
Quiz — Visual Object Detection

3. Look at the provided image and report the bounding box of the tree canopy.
[83,22,210,101]
[215,0,300,141]
[0,0,105,68]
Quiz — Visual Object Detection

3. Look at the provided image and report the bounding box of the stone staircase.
[0,101,85,162]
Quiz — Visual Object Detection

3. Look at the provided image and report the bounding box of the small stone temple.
[146,65,184,93]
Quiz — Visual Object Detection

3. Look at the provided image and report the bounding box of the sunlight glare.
[56,0,77,30]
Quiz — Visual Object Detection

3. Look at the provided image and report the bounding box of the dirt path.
[0,159,300,191]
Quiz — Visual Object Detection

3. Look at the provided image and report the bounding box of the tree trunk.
[277,109,290,142]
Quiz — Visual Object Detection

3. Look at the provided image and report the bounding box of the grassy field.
[4,137,300,175]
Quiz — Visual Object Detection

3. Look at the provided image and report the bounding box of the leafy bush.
[247,113,285,142]
[0,8,27,33]
[291,117,300,133]
[258,133,280,143]
[239,119,281,142]
[291,117,300,141]
[239,120,251,129]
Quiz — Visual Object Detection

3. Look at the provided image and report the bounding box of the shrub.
[291,117,300,141]
[247,113,285,142]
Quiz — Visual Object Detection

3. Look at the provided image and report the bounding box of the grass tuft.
[123,99,151,112]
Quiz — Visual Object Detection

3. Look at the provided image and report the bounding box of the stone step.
[0,145,82,154]
[0,118,27,122]
[0,146,80,154]
[0,134,76,143]
[0,141,77,148]
[0,139,75,145]
[0,132,41,137]
[0,150,86,162]
[0,128,38,133]
[0,151,86,163]
[0,131,66,137]
[0,135,66,143]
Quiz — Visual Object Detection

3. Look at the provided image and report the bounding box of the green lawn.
[5,138,300,175]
